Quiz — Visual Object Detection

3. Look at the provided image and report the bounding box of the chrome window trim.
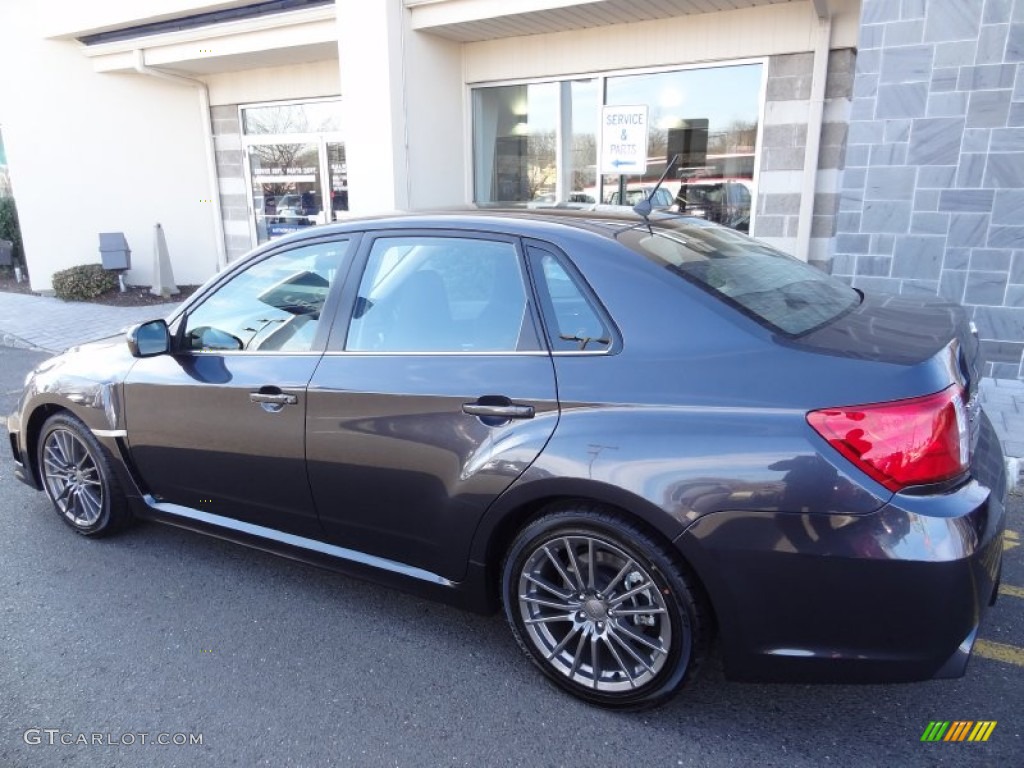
[318,350,610,357]
[187,350,324,357]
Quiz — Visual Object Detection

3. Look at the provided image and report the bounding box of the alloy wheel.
[41,427,105,528]
[516,534,675,693]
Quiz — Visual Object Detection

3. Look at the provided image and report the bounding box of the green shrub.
[0,196,23,265]
[52,264,118,301]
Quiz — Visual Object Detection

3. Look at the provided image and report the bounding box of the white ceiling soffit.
[82,4,337,75]
[407,0,812,43]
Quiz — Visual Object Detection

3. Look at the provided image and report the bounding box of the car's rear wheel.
[502,506,709,709]
[38,412,131,536]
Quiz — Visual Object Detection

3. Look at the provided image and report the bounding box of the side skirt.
[138,496,496,613]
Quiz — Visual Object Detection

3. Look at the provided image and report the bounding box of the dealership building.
[1,0,1023,378]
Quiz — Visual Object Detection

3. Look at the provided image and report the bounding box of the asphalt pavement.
[1,344,1023,768]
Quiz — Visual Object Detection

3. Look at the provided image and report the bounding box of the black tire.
[502,506,710,709]
[37,412,132,537]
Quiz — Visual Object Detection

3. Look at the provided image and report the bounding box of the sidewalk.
[0,291,177,352]
[0,289,1020,480]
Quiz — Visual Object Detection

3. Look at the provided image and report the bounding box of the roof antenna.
[632,153,681,229]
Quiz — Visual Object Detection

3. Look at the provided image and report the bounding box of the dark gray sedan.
[7,210,1006,709]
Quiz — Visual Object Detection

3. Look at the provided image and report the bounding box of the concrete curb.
[1008,457,1021,493]
[1,331,46,352]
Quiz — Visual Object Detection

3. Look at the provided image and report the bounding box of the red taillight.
[807,385,969,492]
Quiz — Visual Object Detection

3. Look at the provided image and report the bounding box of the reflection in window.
[242,101,341,135]
[471,64,762,231]
[473,80,597,205]
[185,242,347,353]
[605,64,762,231]
[527,247,611,352]
[347,237,535,353]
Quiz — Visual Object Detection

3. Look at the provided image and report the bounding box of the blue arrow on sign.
[611,159,634,167]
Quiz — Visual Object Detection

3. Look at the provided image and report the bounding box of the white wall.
[204,59,340,106]
[0,3,218,290]
[337,0,465,213]
[463,1,860,83]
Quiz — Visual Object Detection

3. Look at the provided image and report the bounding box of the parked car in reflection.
[7,209,1006,710]
[604,185,675,209]
[676,179,753,232]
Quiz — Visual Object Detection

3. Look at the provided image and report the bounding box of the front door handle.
[249,387,298,410]
[462,399,535,420]
[250,392,298,405]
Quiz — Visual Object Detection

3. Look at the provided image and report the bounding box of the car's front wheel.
[502,507,710,709]
[37,412,131,536]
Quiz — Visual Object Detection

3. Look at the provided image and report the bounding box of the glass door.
[248,142,323,244]
[240,99,345,245]
[327,142,348,221]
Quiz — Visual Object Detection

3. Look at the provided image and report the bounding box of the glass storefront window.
[471,63,762,232]
[473,80,598,205]
[605,63,761,232]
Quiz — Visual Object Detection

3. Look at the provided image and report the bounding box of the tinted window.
[184,241,347,352]
[346,237,536,352]
[611,221,859,336]
[527,246,612,352]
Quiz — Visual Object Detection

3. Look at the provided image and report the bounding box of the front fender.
[12,336,138,489]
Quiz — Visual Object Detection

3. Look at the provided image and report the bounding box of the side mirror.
[127,319,171,358]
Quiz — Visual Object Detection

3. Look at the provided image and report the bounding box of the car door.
[122,238,353,538]
[306,231,559,582]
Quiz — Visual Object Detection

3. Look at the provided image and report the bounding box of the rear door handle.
[462,400,535,419]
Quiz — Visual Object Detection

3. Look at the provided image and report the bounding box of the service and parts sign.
[600,105,649,175]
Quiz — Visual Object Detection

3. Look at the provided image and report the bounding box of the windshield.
[607,219,860,336]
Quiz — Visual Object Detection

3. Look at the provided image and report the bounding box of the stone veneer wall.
[210,104,254,263]
[751,49,855,271]
[831,0,1024,379]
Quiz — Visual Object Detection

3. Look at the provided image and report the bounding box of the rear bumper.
[675,473,1005,683]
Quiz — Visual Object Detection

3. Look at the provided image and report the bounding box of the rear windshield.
[608,218,859,336]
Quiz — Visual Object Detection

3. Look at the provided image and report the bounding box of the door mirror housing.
[127,319,171,358]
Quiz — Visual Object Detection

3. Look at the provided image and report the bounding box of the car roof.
[263,207,703,247]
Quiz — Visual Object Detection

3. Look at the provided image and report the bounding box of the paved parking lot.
[2,344,1022,767]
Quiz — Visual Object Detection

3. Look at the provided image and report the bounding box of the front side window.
[184,241,348,352]
[346,237,536,353]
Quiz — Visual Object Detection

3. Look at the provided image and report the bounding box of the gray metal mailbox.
[99,232,131,270]
[0,239,12,266]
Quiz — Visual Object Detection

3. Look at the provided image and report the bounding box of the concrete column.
[336,0,465,214]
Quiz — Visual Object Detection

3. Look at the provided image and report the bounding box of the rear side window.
[614,221,859,336]
[346,236,538,353]
[527,245,612,352]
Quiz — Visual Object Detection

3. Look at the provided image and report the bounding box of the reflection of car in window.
[604,186,674,209]
[675,180,752,232]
